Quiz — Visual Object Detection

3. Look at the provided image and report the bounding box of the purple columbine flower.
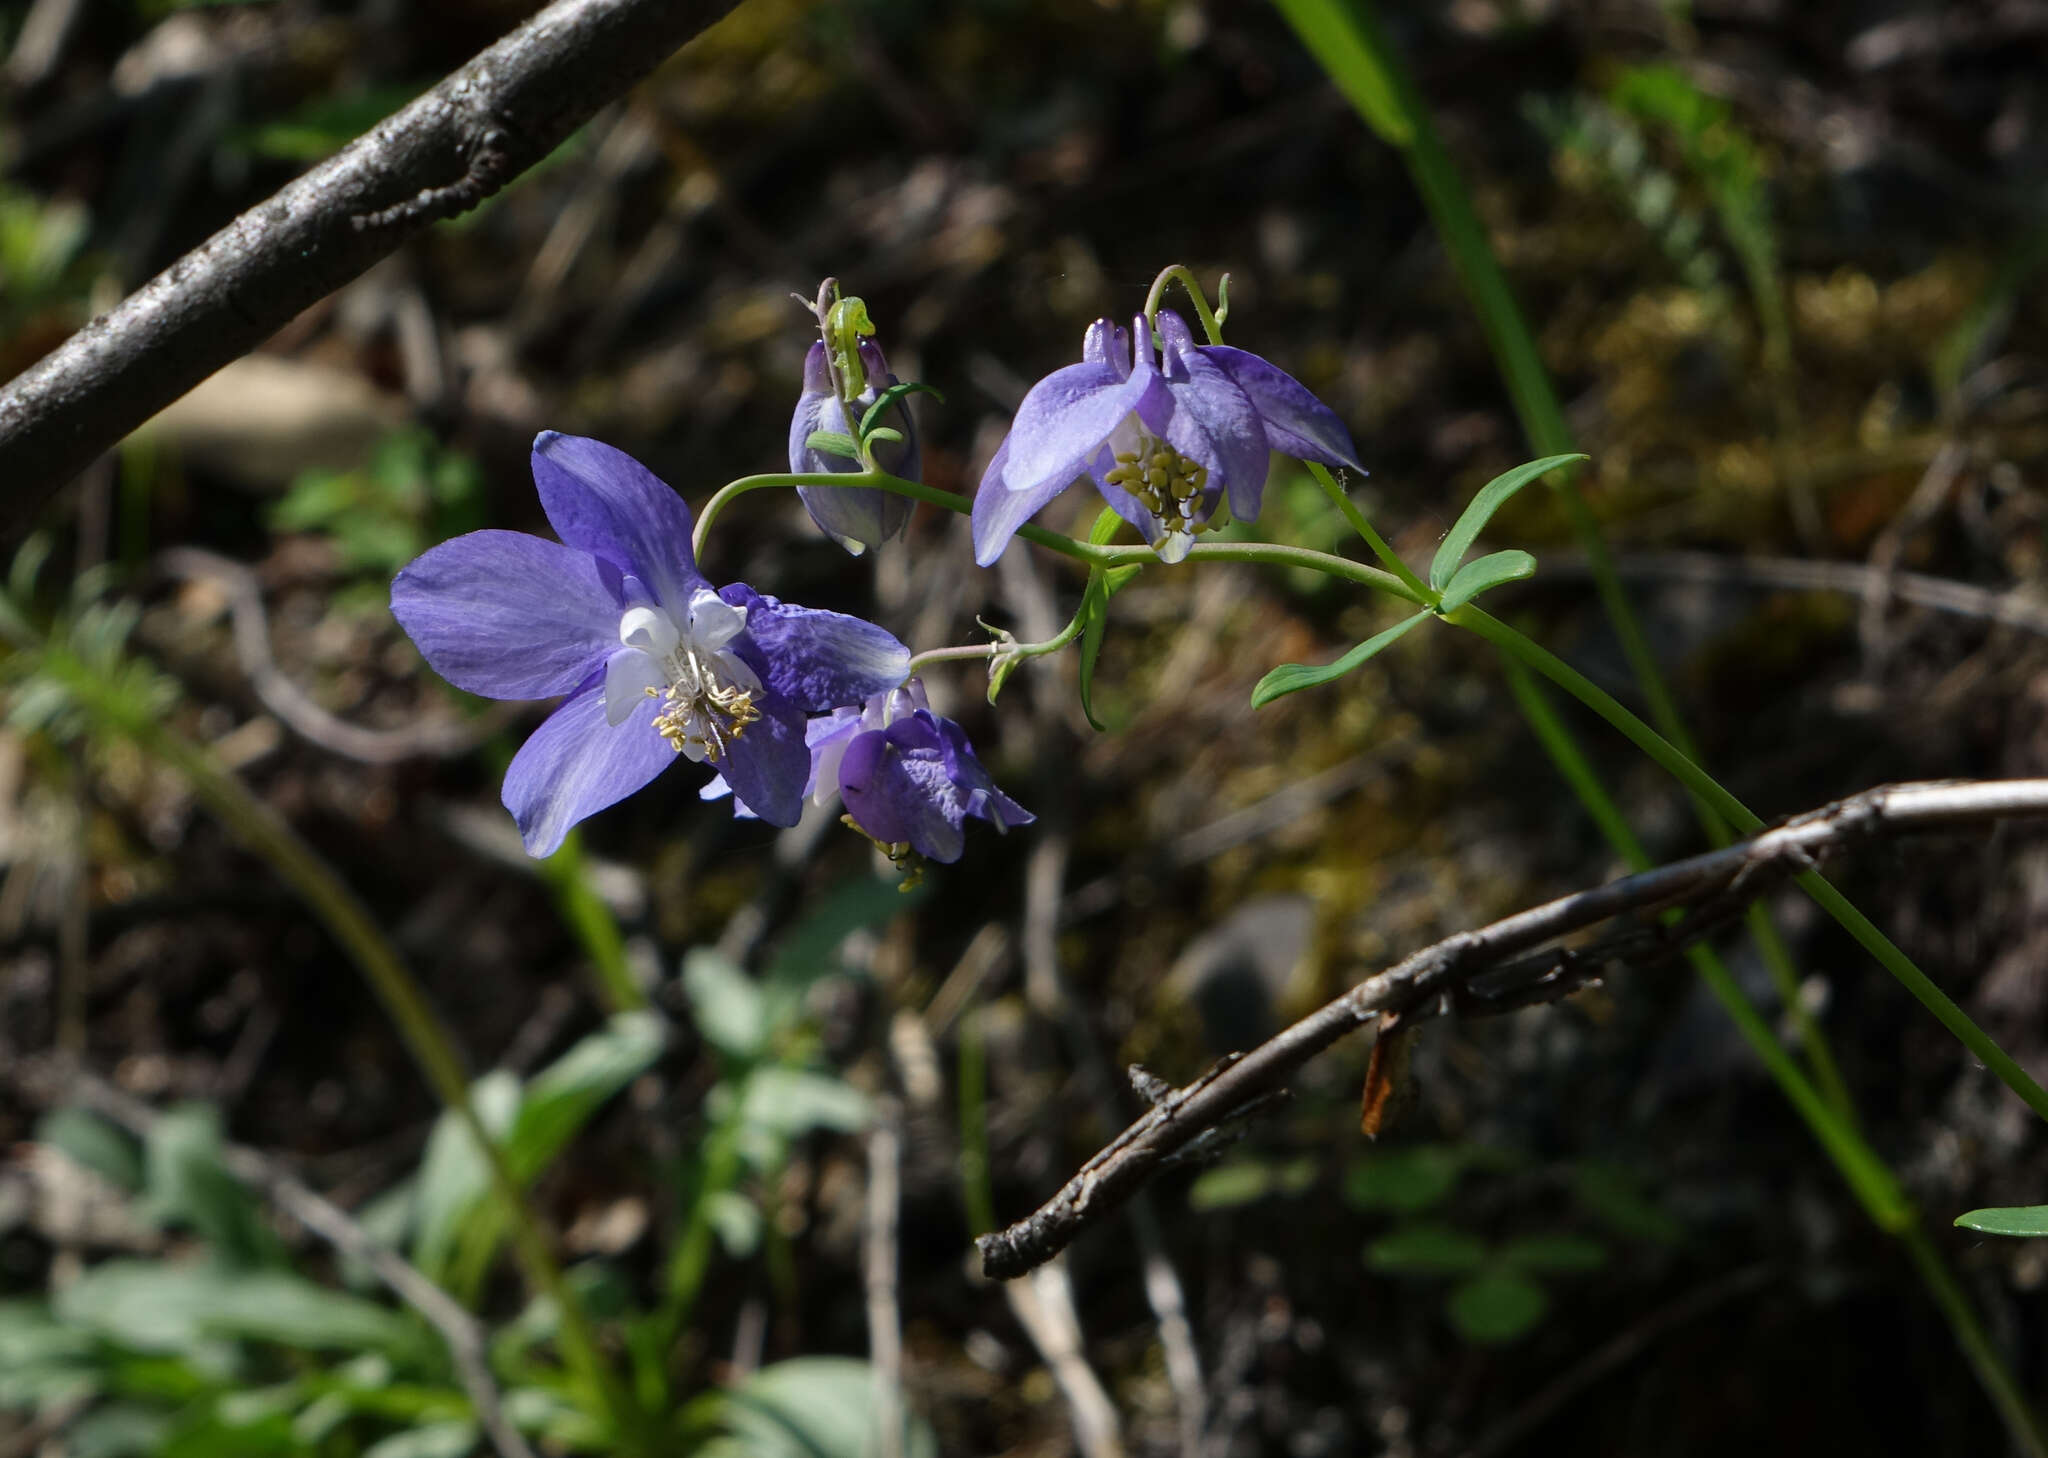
[705,678,1031,864]
[791,337,920,555]
[390,432,910,857]
[971,309,1363,565]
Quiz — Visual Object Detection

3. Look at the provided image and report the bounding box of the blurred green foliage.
[0,183,96,335]
[1191,1141,1679,1346]
[269,429,483,604]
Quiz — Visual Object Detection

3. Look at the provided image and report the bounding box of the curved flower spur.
[390,432,910,856]
[971,308,1365,564]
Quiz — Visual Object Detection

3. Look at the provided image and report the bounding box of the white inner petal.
[603,648,666,726]
[609,597,765,763]
[685,589,749,651]
[1104,413,1145,457]
[619,605,680,659]
[810,727,855,808]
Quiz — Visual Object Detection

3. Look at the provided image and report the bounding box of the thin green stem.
[691,470,975,564]
[1281,0,1702,758]
[908,606,1101,679]
[1460,606,2048,1126]
[1278,0,1885,1121]
[43,649,647,1449]
[1279,5,2039,1438]
[534,828,645,1014]
[688,468,1124,573]
[1292,0,1864,1123]
[1143,265,1226,344]
[1159,540,1407,598]
[690,467,1425,605]
[1503,659,1906,1225]
[1305,460,1431,600]
[1744,902,1858,1121]
[1279,0,1866,1103]
[906,642,998,672]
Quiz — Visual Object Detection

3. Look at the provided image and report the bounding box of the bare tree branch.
[977,778,2048,1280]
[0,0,738,538]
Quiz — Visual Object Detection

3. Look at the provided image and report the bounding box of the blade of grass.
[1464,606,2048,1128]
[1279,5,2045,1441]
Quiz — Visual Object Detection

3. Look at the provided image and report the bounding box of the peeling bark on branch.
[976,778,2048,1279]
[0,0,739,539]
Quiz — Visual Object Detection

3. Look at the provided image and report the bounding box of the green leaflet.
[1428,454,1584,593]
[1251,608,1432,709]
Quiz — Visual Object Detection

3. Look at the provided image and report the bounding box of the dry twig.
[978,778,2048,1279]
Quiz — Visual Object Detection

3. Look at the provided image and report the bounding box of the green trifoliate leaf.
[1570,1161,1684,1244]
[803,430,861,460]
[1495,1233,1606,1273]
[1447,1271,1548,1344]
[1251,608,1432,709]
[1366,1222,1487,1275]
[1955,1205,2048,1237]
[1428,453,1586,592]
[1342,1145,1467,1213]
[1437,549,1537,613]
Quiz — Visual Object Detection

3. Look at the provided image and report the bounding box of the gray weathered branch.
[0,0,739,539]
[977,777,2048,1279]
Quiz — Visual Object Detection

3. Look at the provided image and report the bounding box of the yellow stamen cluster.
[648,671,760,762]
[1102,435,1210,543]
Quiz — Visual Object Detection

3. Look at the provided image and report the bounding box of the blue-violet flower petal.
[972,308,1363,565]
[390,432,911,856]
